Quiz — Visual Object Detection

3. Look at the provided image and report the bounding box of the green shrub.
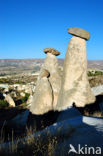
[95,71,103,76]
[88,71,103,77]
[0,100,9,109]
[0,73,6,76]
[21,93,30,103]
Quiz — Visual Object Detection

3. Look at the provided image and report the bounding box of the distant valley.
[0,59,103,75]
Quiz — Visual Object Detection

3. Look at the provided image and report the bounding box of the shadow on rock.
[27,110,60,131]
[76,94,103,117]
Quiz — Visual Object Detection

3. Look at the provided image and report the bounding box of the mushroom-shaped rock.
[68,27,90,40]
[55,28,95,111]
[37,48,61,109]
[43,48,60,56]
[30,76,53,115]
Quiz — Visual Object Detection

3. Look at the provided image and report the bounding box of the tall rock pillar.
[56,27,96,111]
[38,48,61,109]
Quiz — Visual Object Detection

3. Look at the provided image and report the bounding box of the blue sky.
[0,0,103,59]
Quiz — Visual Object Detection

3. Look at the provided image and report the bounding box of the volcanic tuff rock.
[30,48,61,114]
[37,49,61,109]
[56,28,95,111]
[41,69,50,78]
[30,77,53,115]
[3,94,15,107]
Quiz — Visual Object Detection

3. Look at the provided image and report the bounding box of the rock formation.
[68,27,90,40]
[55,27,95,111]
[30,69,53,115]
[41,69,50,78]
[37,48,61,109]
[26,95,33,108]
[3,93,15,107]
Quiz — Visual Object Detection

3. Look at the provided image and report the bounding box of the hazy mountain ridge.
[0,59,103,74]
[88,60,103,70]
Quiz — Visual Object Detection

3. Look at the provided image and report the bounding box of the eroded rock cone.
[30,70,53,115]
[3,94,15,107]
[55,28,95,111]
[37,48,61,109]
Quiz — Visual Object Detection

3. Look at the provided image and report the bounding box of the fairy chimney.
[30,69,53,115]
[55,27,95,111]
[37,48,61,109]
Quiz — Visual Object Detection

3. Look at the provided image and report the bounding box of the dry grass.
[47,137,57,156]
[84,110,103,117]
[89,75,103,87]
[0,125,58,156]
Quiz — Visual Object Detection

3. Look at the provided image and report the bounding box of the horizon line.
[0,58,103,61]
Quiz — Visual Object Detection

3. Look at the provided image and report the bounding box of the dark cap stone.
[43,48,60,56]
[68,27,90,40]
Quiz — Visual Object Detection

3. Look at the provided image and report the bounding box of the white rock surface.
[1,110,103,155]
[20,92,25,97]
[30,77,53,115]
[0,84,9,89]
[54,116,103,156]
[17,84,34,94]
[56,36,95,111]
[3,94,15,107]
[92,85,103,96]
[38,53,61,109]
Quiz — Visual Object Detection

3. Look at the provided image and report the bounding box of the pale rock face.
[41,69,50,78]
[38,53,61,108]
[30,77,53,115]
[4,94,15,107]
[26,95,33,108]
[56,36,95,111]
[20,92,25,97]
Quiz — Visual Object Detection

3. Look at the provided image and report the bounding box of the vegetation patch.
[0,100,9,109]
[88,70,103,77]
[89,75,103,87]
[21,93,30,103]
